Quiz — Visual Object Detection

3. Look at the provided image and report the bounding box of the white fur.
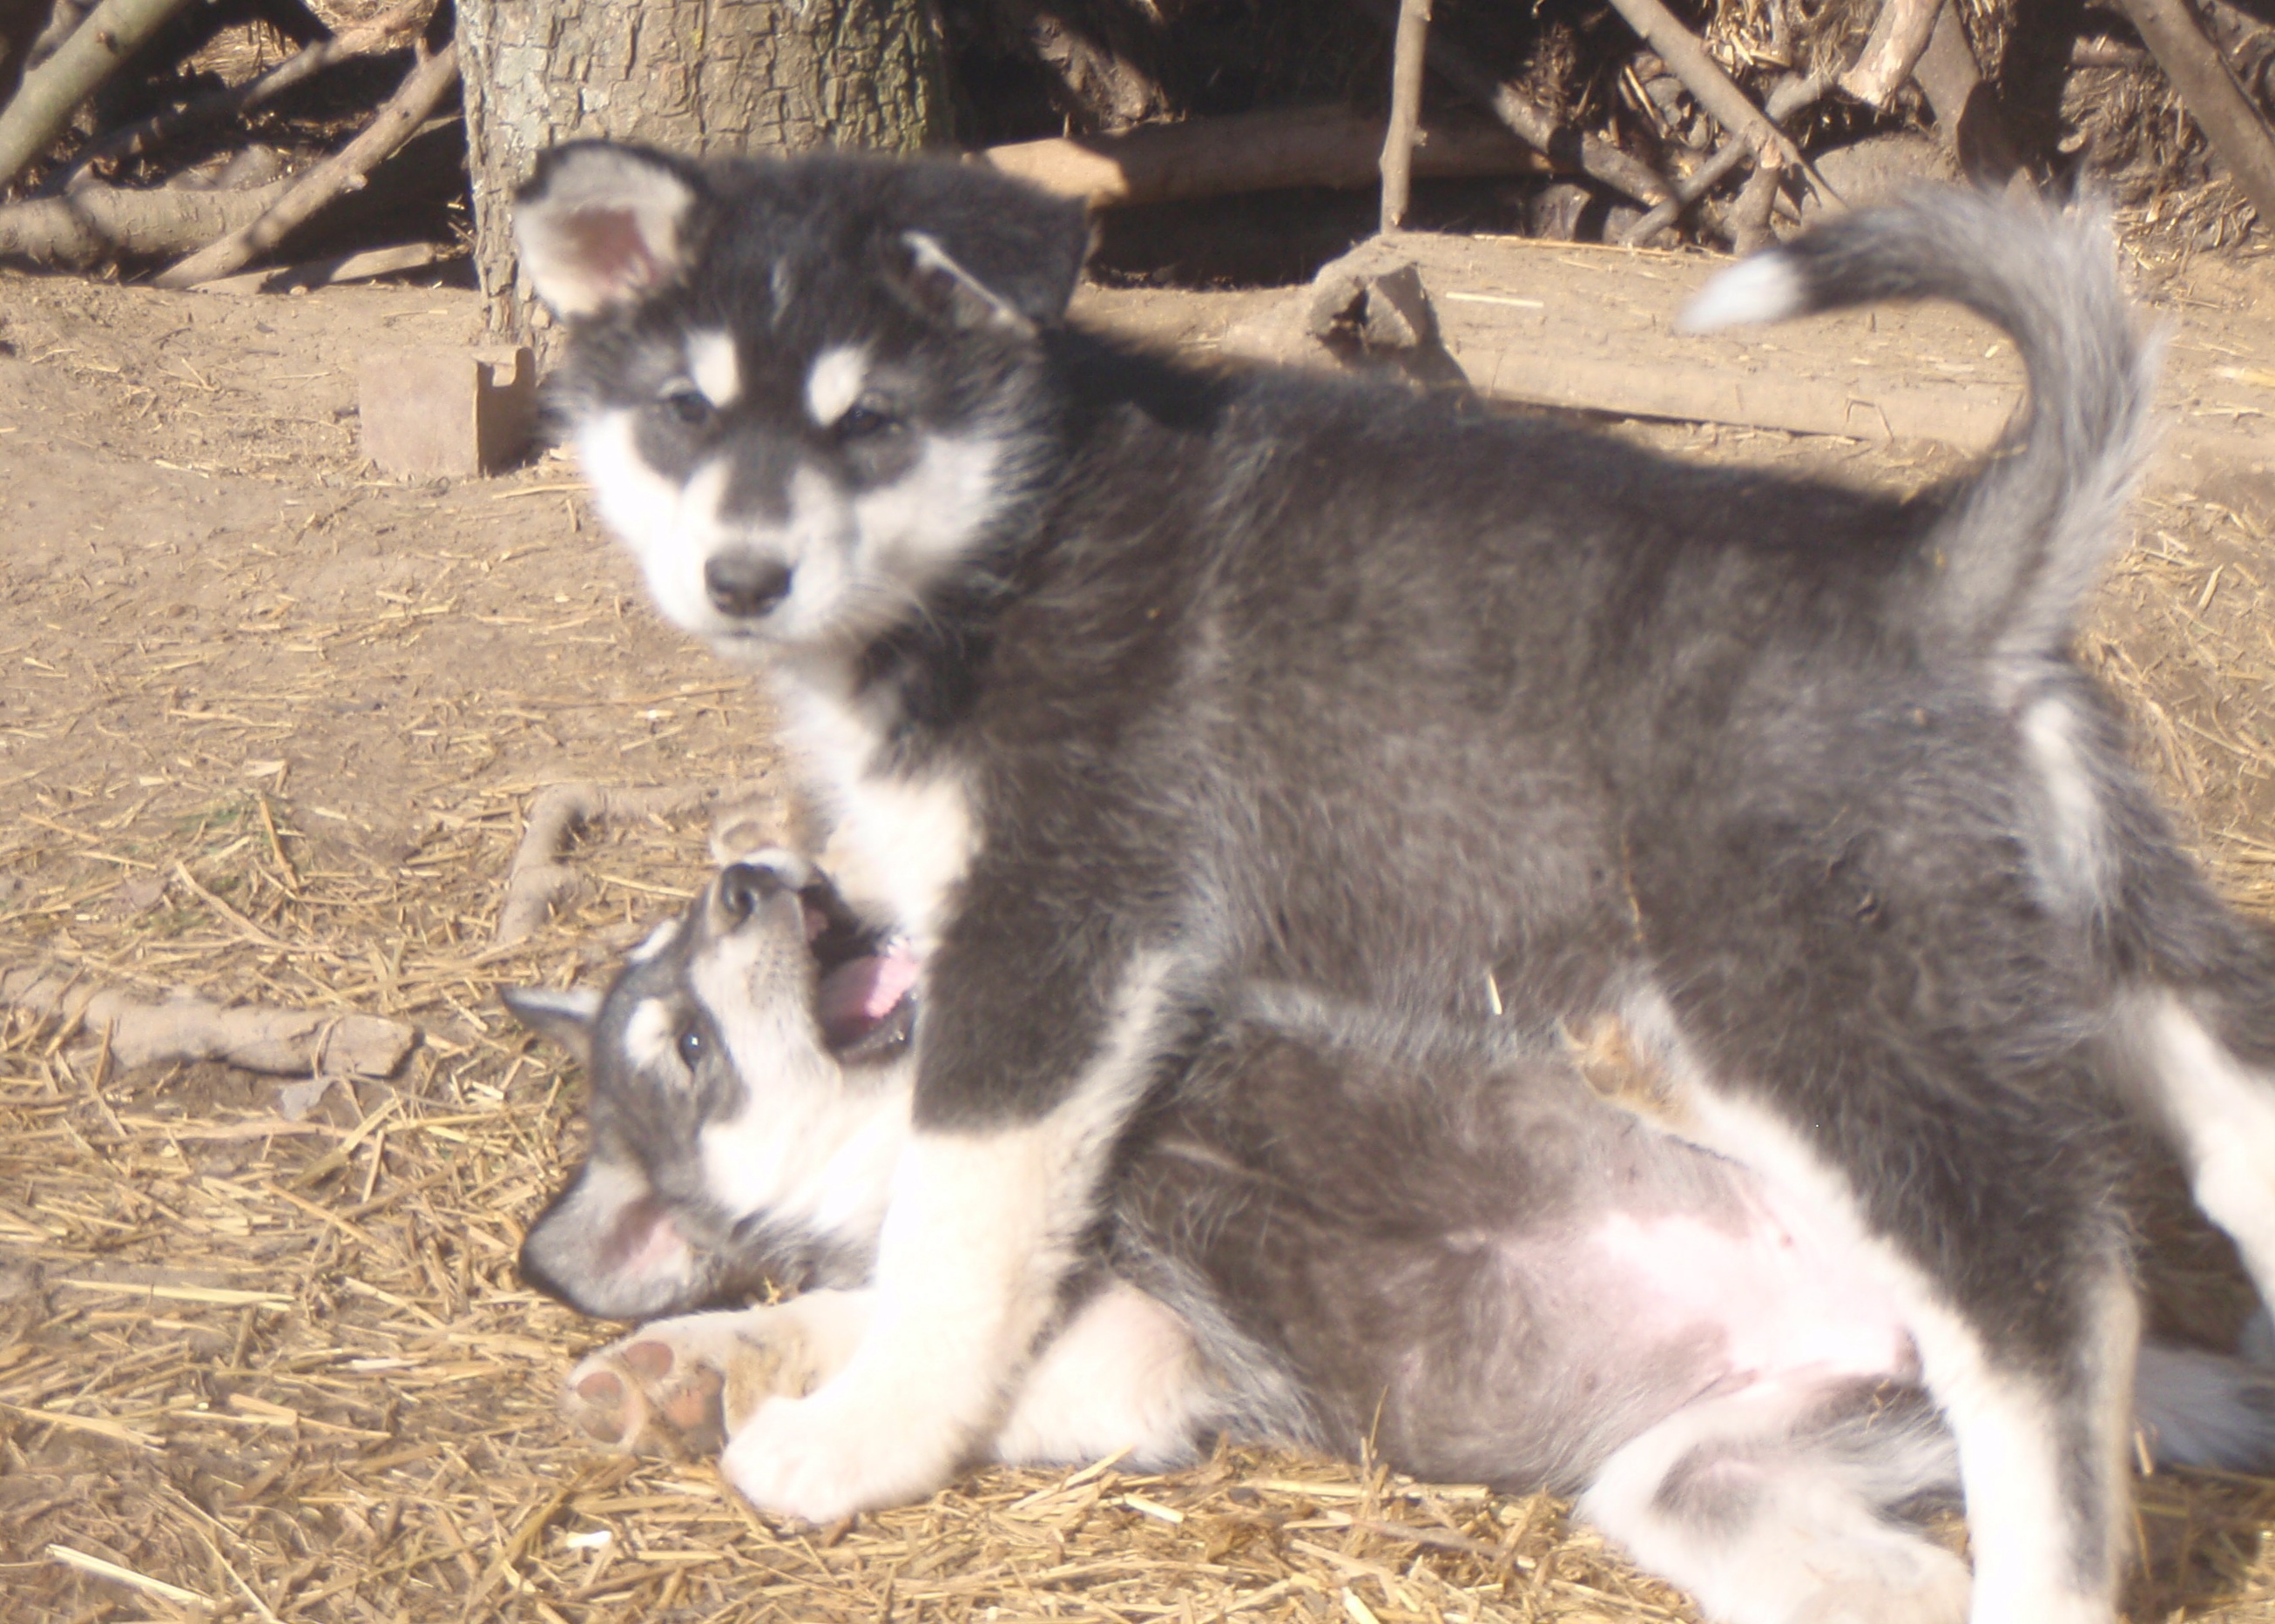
[577,411,737,641]
[627,916,683,964]
[688,330,742,409]
[691,890,916,1243]
[806,345,868,428]
[2022,694,2109,913]
[776,679,978,952]
[623,998,678,1075]
[995,1281,1212,1467]
[2126,994,2275,1311]
[1580,1380,1969,1624]
[1677,254,1806,333]
[721,952,1177,1521]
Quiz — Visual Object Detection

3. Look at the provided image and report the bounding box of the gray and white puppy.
[516,146,2275,1623]
[511,853,2275,1624]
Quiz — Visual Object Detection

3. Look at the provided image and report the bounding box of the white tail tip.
[1677,254,1805,334]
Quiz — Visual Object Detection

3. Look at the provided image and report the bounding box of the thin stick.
[1347,0,1674,207]
[44,1544,213,1607]
[1379,0,1432,232]
[53,0,433,193]
[1838,0,1945,108]
[2113,0,2275,227]
[0,0,198,192]
[152,39,459,289]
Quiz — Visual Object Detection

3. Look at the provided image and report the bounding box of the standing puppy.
[516,148,2275,1623]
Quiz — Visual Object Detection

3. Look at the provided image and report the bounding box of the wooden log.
[0,173,289,266]
[980,104,1546,209]
[152,39,458,289]
[2113,0,2275,227]
[1379,0,1432,232]
[0,0,196,191]
[1838,0,1946,108]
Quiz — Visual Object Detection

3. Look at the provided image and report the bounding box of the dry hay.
[4,307,2275,1624]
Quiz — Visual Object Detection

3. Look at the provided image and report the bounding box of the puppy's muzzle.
[705,552,792,619]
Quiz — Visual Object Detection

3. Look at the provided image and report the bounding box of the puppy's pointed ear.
[503,984,604,1070]
[516,141,703,319]
[885,172,1091,336]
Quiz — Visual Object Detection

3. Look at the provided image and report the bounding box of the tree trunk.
[459,0,949,339]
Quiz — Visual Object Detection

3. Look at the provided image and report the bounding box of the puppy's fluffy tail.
[1682,190,2160,664]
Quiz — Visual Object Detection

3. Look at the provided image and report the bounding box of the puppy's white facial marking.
[688,330,742,409]
[577,411,749,646]
[624,999,679,1075]
[806,346,868,428]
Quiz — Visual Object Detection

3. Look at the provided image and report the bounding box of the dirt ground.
[3,240,2275,1624]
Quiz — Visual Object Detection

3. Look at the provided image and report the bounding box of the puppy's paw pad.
[562,1334,728,1458]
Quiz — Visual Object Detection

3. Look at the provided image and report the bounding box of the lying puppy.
[515,149,2275,1622]
[511,853,2275,1624]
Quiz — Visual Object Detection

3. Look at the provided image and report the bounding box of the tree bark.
[458,0,950,340]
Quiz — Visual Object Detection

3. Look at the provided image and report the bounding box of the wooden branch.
[980,104,1546,208]
[152,37,457,289]
[1597,0,1812,181]
[1380,0,1432,232]
[191,240,442,294]
[1346,0,1673,206]
[0,172,290,266]
[3,963,415,1079]
[0,0,197,192]
[1619,73,1823,246]
[1837,0,1946,108]
[495,781,766,946]
[2114,0,2275,227]
[54,0,432,193]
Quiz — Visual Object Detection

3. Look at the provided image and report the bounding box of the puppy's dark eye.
[658,383,712,427]
[676,1025,706,1068]
[836,402,896,441]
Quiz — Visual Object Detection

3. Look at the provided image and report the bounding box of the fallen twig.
[980,104,1546,208]
[1347,0,1673,207]
[190,240,442,294]
[0,0,196,192]
[1837,0,1945,108]
[1379,0,1432,232]
[495,780,768,946]
[0,172,290,266]
[2114,0,2275,227]
[52,0,432,194]
[2,963,416,1079]
[152,37,459,289]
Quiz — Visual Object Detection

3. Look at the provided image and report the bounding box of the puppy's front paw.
[720,1380,964,1524]
[561,1309,815,1459]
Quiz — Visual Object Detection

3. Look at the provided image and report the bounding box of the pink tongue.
[816,942,920,1044]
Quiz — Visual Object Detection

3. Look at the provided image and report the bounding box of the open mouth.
[798,879,918,1061]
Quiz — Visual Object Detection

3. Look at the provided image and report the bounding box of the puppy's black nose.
[705,554,793,619]
[717,862,790,924]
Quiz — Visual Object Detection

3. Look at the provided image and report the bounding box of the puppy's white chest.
[778,684,976,950]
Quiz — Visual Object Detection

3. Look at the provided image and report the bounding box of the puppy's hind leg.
[1581,1378,1967,1624]
[2119,987,2275,1317]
